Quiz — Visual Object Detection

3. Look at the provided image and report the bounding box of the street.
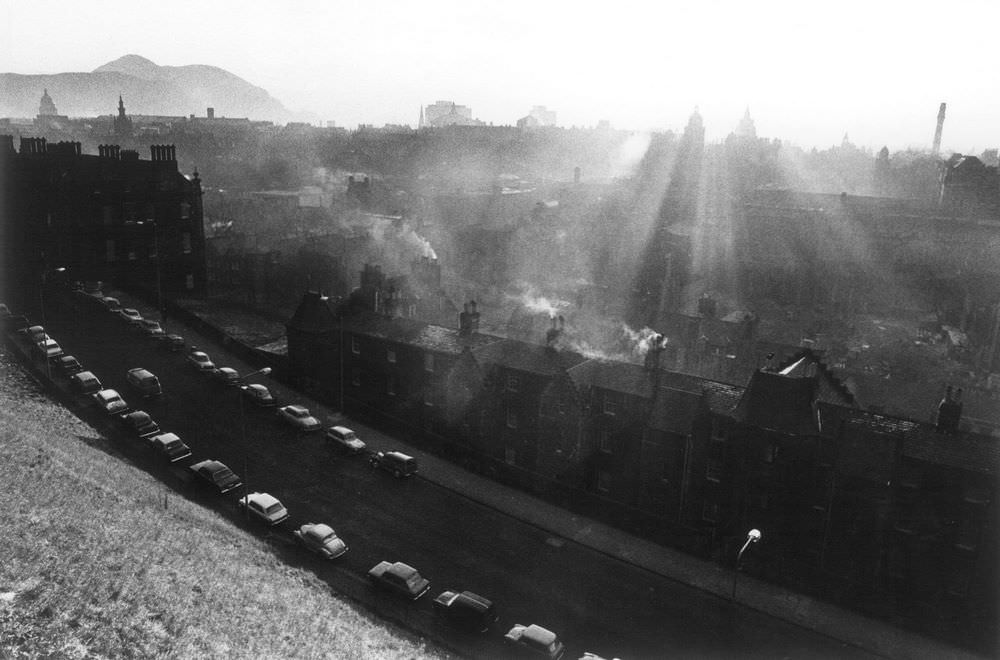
[16,287,877,660]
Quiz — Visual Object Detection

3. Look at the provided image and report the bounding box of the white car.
[118,308,143,325]
[504,624,565,659]
[35,338,64,360]
[238,492,289,526]
[93,389,129,415]
[325,426,366,453]
[294,523,348,559]
[187,350,215,372]
[277,405,322,432]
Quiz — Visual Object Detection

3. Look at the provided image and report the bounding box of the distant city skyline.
[3,0,999,152]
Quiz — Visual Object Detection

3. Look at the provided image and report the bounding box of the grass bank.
[0,348,445,659]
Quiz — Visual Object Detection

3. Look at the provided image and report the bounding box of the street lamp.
[731,528,762,601]
[239,366,272,518]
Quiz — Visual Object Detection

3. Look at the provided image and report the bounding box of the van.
[126,367,162,397]
[369,450,418,478]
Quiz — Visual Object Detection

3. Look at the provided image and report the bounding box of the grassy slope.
[0,349,445,659]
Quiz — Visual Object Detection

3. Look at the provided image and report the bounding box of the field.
[0,348,446,659]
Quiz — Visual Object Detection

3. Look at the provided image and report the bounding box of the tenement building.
[1,135,206,308]
[287,279,996,647]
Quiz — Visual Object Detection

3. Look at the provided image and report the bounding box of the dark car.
[504,624,566,659]
[56,355,83,375]
[70,370,102,394]
[211,367,242,387]
[189,459,242,494]
[369,450,418,478]
[119,410,161,439]
[157,333,185,351]
[433,590,498,633]
[368,561,430,600]
[240,383,276,407]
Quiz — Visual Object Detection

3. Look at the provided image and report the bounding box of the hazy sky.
[3,0,999,151]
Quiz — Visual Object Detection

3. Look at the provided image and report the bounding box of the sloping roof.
[777,348,855,406]
[343,310,500,354]
[287,291,337,333]
[648,386,702,434]
[473,339,590,377]
[903,426,999,475]
[735,370,819,435]
[567,361,656,399]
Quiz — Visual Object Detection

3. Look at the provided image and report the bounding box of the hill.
[0,54,290,121]
[0,348,443,659]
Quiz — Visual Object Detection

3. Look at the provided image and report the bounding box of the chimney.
[644,334,666,371]
[546,315,564,349]
[207,107,215,119]
[459,300,480,335]
[935,384,963,433]
[932,102,946,156]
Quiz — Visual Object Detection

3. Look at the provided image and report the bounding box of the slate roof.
[473,339,590,376]
[567,361,656,399]
[343,310,501,355]
[735,370,819,435]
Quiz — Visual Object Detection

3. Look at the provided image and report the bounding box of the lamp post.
[239,366,272,518]
[731,528,762,601]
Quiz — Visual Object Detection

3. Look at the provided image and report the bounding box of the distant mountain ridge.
[0,54,291,121]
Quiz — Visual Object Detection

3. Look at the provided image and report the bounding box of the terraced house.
[287,284,996,642]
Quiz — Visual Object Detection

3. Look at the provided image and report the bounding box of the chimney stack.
[935,384,963,433]
[644,334,666,371]
[932,102,946,156]
[459,300,480,335]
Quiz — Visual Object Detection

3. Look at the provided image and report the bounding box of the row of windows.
[105,235,192,261]
[100,202,191,226]
[348,338,435,373]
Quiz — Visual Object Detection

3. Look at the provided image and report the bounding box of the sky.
[3,0,999,152]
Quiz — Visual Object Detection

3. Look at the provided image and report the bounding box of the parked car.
[70,370,102,394]
[189,460,242,494]
[186,349,215,372]
[433,590,499,633]
[504,624,566,659]
[240,383,276,407]
[93,389,129,415]
[118,308,143,325]
[157,333,185,351]
[35,338,64,361]
[149,432,192,462]
[238,492,290,526]
[119,410,161,439]
[294,523,348,559]
[211,367,241,386]
[24,325,48,343]
[56,355,83,375]
[137,319,164,339]
[100,296,121,312]
[325,426,366,453]
[126,367,162,397]
[369,450,418,478]
[368,561,430,600]
[276,405,322,432]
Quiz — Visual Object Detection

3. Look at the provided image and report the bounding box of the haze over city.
[3,0,1000,151]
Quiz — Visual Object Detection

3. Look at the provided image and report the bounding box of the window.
[386,348,396,363]
[599,430,612,454]
[702,502,720,523]
[180,202,191,219]
[603,393,619,416]
[181,232,192,254]
[386,374,396,396]
[597,469,611,493]
[423,353,434,373]
[506,407,518,429]
[706,437,724,482]
[351,368,360,387]
[556,400,566,415]
[102,205,113,226]
[762,443,779,464]
[351,337,360,355]
[505,447,517,465]
[185,274,194,290]
[506,373,519,392]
